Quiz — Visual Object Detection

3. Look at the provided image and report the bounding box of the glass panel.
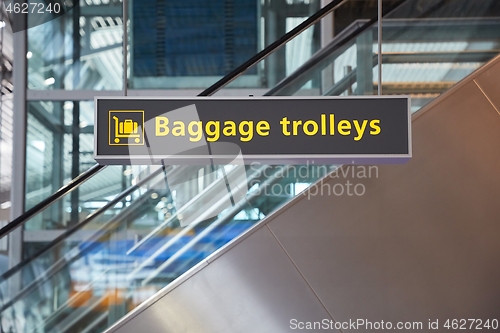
[333,0,398,34]
[26,102,60,209]
[382,0,500,112]
[25,101,133,230]
[223,0,500,103]
[0,163,333,332]
[220,0,383,94]
[24,165,130,231]
[27,0,123,90]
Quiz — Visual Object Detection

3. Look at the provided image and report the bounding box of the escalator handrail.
[0,165,175,313]
[125,165,249,256]
[0,163,265,313]
[0,166,172,282]
[0,164,106,239]
[265,0,408,96]
[198,0,347,97]
[126,165,272,280]
[265,19,371,96]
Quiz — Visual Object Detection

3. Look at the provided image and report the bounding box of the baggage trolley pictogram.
[113,116,141,143]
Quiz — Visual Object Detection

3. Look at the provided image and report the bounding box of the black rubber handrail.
[198,0,348,96]
[0,164,105,238]
[0,165,173,313]
[0,166,171,281]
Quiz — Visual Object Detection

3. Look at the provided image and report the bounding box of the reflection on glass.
[222,0,500,113]
[25,101,131,230]
[382,0,500,111]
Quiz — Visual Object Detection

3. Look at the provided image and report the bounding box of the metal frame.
[26,89,274,101]
[123,0,128,96]
[9,0,28,293]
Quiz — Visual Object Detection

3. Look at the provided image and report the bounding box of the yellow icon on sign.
[114,116,140,143]
[109,110,144,146]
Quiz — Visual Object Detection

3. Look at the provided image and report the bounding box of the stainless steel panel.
[474,57,500,113]
[110,227,337,333]
[108,57,500,333]
[268,80,500,326]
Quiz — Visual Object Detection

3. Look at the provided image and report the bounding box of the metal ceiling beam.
[382,50,500,63]
[379,18,500,43]
[375,81,455,94]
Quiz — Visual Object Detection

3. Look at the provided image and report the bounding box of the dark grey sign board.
[94,96,411,165]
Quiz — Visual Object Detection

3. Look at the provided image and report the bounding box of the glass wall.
[382,0,500,111]
[25,0,327,92]
[26,101,94,210]
[23,0,331,223]
[25,101,132,231]
[27,0,123,90]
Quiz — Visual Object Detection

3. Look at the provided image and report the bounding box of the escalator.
[2,0,500,332]
[3,161,332,332]
[107,51,500,333]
